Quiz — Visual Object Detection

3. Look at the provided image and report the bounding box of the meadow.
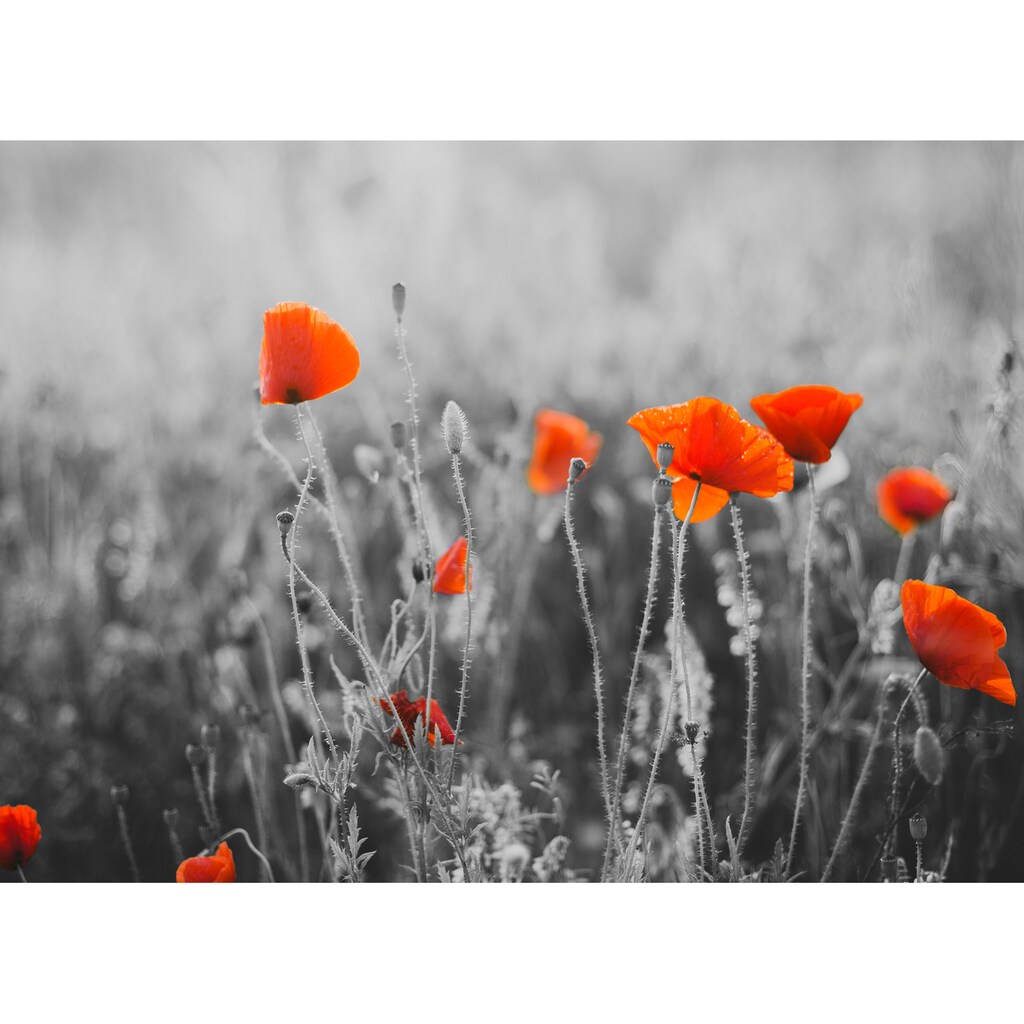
[1,142,1021,882]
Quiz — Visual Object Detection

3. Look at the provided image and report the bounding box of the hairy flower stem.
[242,734,271,878]
[191,764,215,831]
[785,466,818,877]
[885,668,928,857]
[602,506,664,881]
[115,804,141,882]
[692,741,717,878]
[624,483,702,871]
[564,477,613,827]
[731,498,760,859]
[445,450,475,792]
[208,827,276,882]
[206,750,221,834]
[915,839,924,881]
[165,816,185,866]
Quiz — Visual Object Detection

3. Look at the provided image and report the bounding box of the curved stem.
[208,827,276,882]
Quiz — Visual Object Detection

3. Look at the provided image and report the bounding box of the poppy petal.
[433,536,472,594]
[750,386,862,464]
[527,410,602,494]
[671,477,731,523]
[877,468,953,534]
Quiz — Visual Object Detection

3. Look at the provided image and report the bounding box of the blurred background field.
[1,142,1022,881]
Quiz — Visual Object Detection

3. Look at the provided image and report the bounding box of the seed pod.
[201,724,221,750]
[913,726,944,785]
[392,282,406,318]
[683,721,701,745]
[880,855,898,882]
[276,510,295,535]
[185,743,207,767]
[390,420,408,451]
[652,475,673,508]
[656,443,674,472]
[909,813,927,842]
[568,457,587,484]
[442,400,468,455]
[110,784,130,806]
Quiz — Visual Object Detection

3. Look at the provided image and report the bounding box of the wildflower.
[749,385,863,464]
[628,397,794,522]
[0,804,42,872]
[527,409,602,494]
[176,841,236,883]
[434,536,471,594]
[377,690,457,748]
[901,580,1016,706]
[259,302,360,406]
[877,467,953,535]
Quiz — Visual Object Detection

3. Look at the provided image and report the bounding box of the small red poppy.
[378,690,458,748]
[877,467,953,535]
[749,385,863,464]
[527,409,602,494]
[628,396,794,523]
[434,536,472,595]
[259,302,360,405]
[176,841,237,883]
[0,804,42,872]
[901,580,1015,706]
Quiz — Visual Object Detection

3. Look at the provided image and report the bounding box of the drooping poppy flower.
[377,690,458,747]
[259,302,360,405]
[901,580,1015,706]
[877,467,953,535]
[749,385,863,464]
[628,397,794,523]
[176,841,237,882]
[527,409,602,494]
[0,804,41,872]
[434,536,472,594]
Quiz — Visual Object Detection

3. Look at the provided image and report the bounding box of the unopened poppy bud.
[296,590,314,616]
[652,475,673,508]
[913,726,944,785]
[656,443,674,472]
[110,784,130,806]
[162,808,179,828]
[442,400,468,455]
[568,457,587,484]
[390,420,408,451]
[909,813,927,842]
[683,721,701,744]
[185,743,206,767]
[392,282,406,318]
[276,510,295,535]
[201,723,221,750]
[880,855,898,882]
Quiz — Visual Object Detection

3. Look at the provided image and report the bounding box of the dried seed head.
[683,721,701,745]
[656,443,674,472]
[392,282,406,318]
[276,510,295,535]
[162,808,179,828]
[913,726,944,785]
[201,723,221,750]
[652,475,673,508]
[442,400,468,455]
[390,420,408,451]
[185,743,207,767]
[909,813,928,842]
[880,855,898,882]
[110,784,130,806]
[568,457,587,484]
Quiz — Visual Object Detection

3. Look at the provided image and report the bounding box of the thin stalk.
[208,827,276,883]
[446,449,474,791]
[16,864,28,883]
[242,734,271,879]
[915,839,924,881]
[894,529,917,586]
[692,740,717,877]
[165,817,185,866]
[191,764,215,831]
[116,805,141,883]
[603,505,664,881]
[885,668,928,856]
[785,465,818,877]
[206,750,221,833]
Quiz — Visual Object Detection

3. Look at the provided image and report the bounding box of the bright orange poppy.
[527,409,602,494]
[627,397,794,523]
[901,580,1015,706]
[176,841,236,882]
[259,302,360,405]
[0,804,41,872]
[877,467,953,534]
[749,385,863,464]
[434,536,472,594]
[378,689,458,748]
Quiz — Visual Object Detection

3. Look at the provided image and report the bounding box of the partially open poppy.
[176,841,236,882]
[378,690,458,747]
[877,467,953,534]
[259,302,360,405]
[527,409,602,494]
[434,536,471,594]
[0,804,41,872]
[628,397,794,522]
[901,580,1015,706]
[749,385,863,464]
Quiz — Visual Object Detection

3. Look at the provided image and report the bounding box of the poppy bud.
[201,724,221,750]
[110,784,130,806]
[390,420,408,451]
[412,559,431,584]
[185,743,207,767]
[683,721,701,745]
[909,813,927,842]
[392,282,406,318]
[296,590,314,616]
[913,726,944,785]
[276,510,295,535]
[656,443,674,472]
[652,475,673,508]
[442,400,468,456]
[162,808,179,828]
[568,457,587,484]
[880,855,898,882]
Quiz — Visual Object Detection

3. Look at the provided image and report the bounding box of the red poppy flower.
[259,302,360,405]
[176,841,236,882]
[378,690,458,747]
[628,397,794,523]
[877,467,953,535]
[0,804,41,872]
[901,580,1015,706]
[749,385,863,464]
[434,536,472,595]
[527,409,602,494]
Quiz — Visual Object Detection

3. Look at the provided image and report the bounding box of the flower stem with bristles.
[115,804,141,883]
[207,827,276,883]
[786,465,818,877]
[885,667,928,857]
